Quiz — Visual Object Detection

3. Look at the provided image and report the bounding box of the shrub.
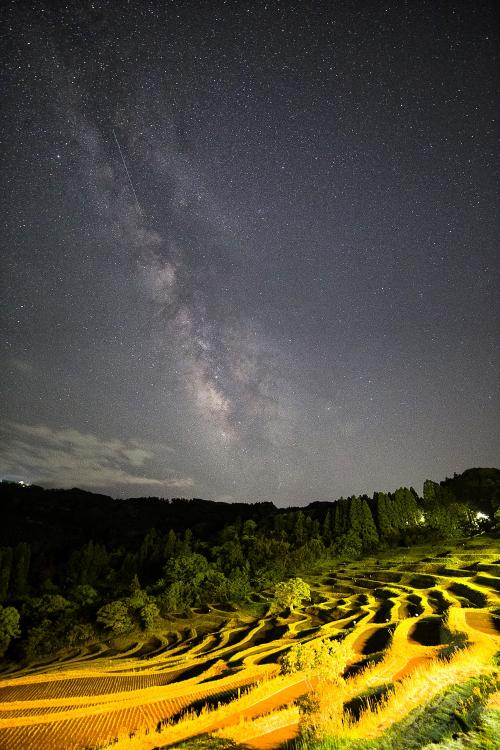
[0,605,20,656]
[273,578,311,612]
[280,637,351,682]
[140,601,160,630]
[96,601,133,635]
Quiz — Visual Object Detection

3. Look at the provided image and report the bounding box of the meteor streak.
[112,129,141,213]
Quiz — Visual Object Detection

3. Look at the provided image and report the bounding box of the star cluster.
[1,1,497,503]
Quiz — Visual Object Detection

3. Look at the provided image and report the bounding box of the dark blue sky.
[1,1,498,504]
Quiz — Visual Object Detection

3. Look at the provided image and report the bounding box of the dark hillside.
[440,468,500,514]
[0,483,275,553]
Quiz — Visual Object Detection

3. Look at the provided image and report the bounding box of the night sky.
[1,1,498,505]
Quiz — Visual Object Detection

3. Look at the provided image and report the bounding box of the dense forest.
[0,468,498,664]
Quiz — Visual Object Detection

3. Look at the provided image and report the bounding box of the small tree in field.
[280,637,352,739]
[96,601,133,636]
[140,601,160,630]
[274,577,310,612]
[280,637,350,682]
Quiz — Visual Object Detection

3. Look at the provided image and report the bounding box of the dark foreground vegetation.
[0,467,498,665]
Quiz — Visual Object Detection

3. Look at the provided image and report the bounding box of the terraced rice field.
[0,539,499,750]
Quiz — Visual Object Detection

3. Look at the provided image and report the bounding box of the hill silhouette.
[1,467,498,552]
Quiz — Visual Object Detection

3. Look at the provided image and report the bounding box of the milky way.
[1,2,498,504]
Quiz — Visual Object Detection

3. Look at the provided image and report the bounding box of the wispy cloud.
[0,423,194,493]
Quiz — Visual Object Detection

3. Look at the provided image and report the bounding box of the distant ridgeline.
[0,468,498,662]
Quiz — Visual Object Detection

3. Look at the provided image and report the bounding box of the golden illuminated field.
[1,537,499,750]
